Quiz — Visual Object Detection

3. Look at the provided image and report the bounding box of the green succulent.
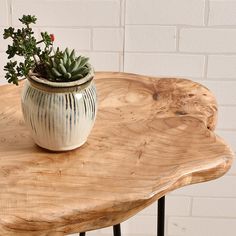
[3,14,92,85]
[47,48,90,82]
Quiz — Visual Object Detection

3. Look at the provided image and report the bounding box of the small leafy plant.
[3,15,90,85]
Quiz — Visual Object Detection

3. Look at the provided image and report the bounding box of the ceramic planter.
[21,65,97,151]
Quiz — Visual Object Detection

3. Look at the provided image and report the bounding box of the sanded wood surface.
[0,72,234,235]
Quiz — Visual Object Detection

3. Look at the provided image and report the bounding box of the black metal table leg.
[79,233,86,236]
[158,196,165,236]
[113,224,121,236]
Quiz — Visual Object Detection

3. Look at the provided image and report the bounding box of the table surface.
[0,72,234,235]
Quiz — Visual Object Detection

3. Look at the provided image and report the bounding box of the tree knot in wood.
[175,111,188,115]
[152,92,159,101]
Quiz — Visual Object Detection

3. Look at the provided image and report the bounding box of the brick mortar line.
[10,24,236,29]
[192,78,236,81]
[3,50,236,56]
[125,24,236,28]
[204,0,210,26]
[119,52,124,72]
[205,78,236,81]
[217,104,236,107]
[12,25,124,29]
[120,0,125,27]
[170,195,236,199]
[2,50,236,57]
[136,213,236,219]
[122,0,127,72]
[76,50,123,53]
[175,26,180,52]
[35,27,121,30]
[203,55,208,80]
[217,128,236,132]
[124,52,236,55]
[227,174,236,177]
[168,215,236,219]
[7,0,12,26]
[90,28,93,51]
[190,197,194,217]
[119,0,126,71]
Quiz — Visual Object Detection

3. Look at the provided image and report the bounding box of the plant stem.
[36,39,44,44]
[33,55,38,65]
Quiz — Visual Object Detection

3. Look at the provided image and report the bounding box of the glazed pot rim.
[27,63,94,88]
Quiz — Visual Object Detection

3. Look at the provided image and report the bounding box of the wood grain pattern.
[0,72,234,235]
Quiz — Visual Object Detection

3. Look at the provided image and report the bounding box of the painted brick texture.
[0,0,235,235]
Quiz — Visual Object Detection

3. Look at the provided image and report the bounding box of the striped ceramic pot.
[21,66,97,151]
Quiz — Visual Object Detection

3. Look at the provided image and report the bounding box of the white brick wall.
[88,52,121,71]
[0,52,7,77]
[0,0,235,235]
[168,217,236,236]
[124,53,205,77]
[209,0,236,26]
[126,0,205,25]
[12,0,121,27]
[207,55,236,78]
[192,197,236,217]
[93,28,124,51]
[172,176,236,197]
[125,26,176,52]
[217,131,236,155]
[40,28,92,51]
[218,106,236,130]
[180,28,236,53]
[0,0,8,26]
[0,27,9,51]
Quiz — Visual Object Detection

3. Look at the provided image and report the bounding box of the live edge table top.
[0,72,234,235]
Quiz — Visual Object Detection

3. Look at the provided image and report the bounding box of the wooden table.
[0,72,234,236]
